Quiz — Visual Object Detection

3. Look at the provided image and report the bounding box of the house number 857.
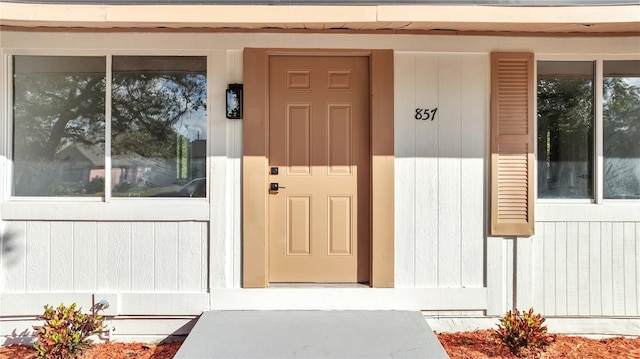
[415,107,438,121]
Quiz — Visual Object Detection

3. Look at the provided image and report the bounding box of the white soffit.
[0,3,639,34]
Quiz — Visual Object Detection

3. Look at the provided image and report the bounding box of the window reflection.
[604,60,640,199]
[13,56,106,197]
[537,61,595,199]
[111,56,207,198]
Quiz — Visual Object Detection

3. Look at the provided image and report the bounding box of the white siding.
[394,52,487,289]
[524,221,640,317]
[2,221,208,293]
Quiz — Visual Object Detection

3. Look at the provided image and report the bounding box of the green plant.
[33,303,106,359]
[492,308,555,357]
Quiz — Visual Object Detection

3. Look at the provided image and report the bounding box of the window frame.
[2,49,212,221]
[535,53,640,205]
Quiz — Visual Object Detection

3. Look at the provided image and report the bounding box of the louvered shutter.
[490,52,534,236]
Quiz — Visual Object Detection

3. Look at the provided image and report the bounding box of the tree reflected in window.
[537,61,594,199]
[111,56,207,197]
[12,55,207,198]
[13,56,106,196]
[604,60,640,199]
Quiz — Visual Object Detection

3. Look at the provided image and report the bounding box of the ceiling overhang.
[1,2,639,35]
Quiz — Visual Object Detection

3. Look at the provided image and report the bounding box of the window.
[603,60,640,199]
[12,55,207,198]
[13,56,106,197]
[537,59,640,201]
[537,61,594,199]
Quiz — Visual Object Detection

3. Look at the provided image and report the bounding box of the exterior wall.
[394,52,486,289]
[524,210,640,317]
[1,30,639,342]
[2,221,208,293]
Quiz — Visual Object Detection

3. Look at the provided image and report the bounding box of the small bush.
[492,308,555,357]
[33,303,106,359]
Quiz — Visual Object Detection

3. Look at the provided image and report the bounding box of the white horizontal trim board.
[537,203,640,222]
[210,288,487,310]
[0,293,208,316]
[1,3,637,28]
[0,317,197,345]
[1,201,209,221]
[427,316,640,338]
[2,315,638,346]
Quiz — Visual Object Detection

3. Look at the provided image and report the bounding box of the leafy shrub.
[33,303,106,359]
[492,308,555,357]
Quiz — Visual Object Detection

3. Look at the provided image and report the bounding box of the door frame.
[242,48,394,288]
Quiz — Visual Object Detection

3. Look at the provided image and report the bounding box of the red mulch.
[437,329,640,358]
[0,342,181,359]
[1,331,639,358]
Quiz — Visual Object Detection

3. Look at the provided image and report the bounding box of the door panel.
[269,55,370,283]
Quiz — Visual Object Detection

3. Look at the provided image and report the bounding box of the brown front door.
[268,55,370,283]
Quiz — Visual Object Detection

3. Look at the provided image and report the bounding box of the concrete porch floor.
[174,310,449,358]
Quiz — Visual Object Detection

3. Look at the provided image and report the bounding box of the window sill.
[1,200,210,221]
[536,202,640,222]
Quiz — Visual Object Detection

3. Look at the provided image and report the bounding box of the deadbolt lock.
[270,183,285,191]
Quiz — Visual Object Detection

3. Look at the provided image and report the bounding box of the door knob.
[270,183,285,191]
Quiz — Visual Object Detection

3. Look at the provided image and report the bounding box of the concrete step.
[175,310,449,358]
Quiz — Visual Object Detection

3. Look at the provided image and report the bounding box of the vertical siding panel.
[577,222,590,315]
[394,52,416,287]
[600,222,614,315]
[228,49,243,288]
[637,223,640,316]
[154,222,179,292]
[589,222,602,316]
[232,98,243,289]
[178,222,203,292]
[636,223,640,316]
[486,237,506,315]
[505,238,515,311]
[555,222,567,315]
[565,222,579,315]
[201,222,209,292]
[3,221,27,292]
[73,222,97,292]
[542,222,556,315]
[25,222,50,292]
[414,53,439,287]
[50,222,74,292]
[131,222,155,291]
[623,222,637,316]
[97,222,131,292]
[532,223,545,313]
[460,54,486,287]
[515,237,532,309]
[531,225,545,313]
[437,54,462,287]
[211,50,228,289]
[611,222,626,316]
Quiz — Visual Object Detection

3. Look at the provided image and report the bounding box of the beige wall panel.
[242,48,269,288]
[370,50,395,288]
